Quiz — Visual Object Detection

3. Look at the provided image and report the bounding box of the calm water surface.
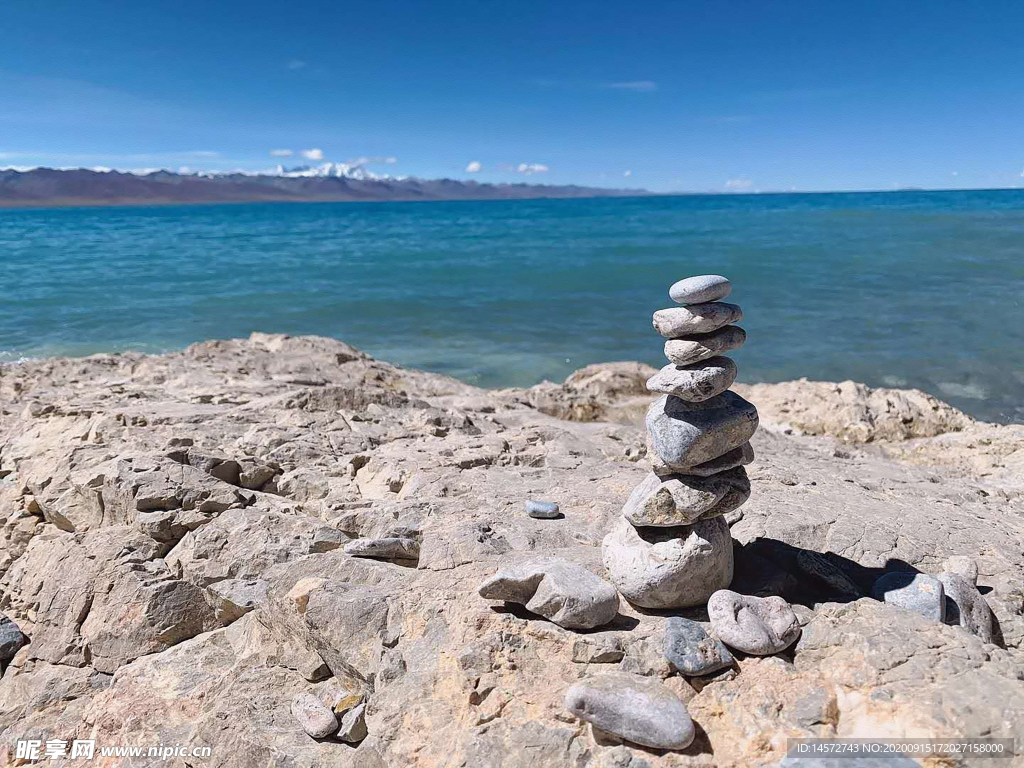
[1,191,1022,422]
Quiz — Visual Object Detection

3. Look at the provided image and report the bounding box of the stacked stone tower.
[603,275,759,609]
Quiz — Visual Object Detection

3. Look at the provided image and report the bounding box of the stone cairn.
[603,274,759,609]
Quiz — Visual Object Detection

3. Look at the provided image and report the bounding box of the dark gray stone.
[871,572,945,622]
[564,673,695,750]
[663,616,734,676]
[0,613,28,665]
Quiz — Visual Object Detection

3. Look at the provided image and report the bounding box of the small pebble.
[707,589,801,655]
[663,616,734,676]
[291,693,338,739]
[669,275,732,305]
[871,572,945,622]
[564,672,695,750]
[525,499,561,519]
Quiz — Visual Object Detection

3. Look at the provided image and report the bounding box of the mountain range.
[0,167,644,208]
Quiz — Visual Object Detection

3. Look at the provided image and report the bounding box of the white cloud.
[270,149,293,157]
[517,162,548,175]
[606,80,658,92]
[951,171,958,176]
[301,148,324,161]
[465,161,482,173]
[384,156,397,164]
[724,178,753,192]
[287,60,307,70]
[623,170,632,177]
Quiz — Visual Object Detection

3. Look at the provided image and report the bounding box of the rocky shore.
[1,333,1022,767]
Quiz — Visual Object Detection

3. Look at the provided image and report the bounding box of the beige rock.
[0,335,1021,767]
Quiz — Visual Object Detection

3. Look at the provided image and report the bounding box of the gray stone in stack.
[603,275,759,610]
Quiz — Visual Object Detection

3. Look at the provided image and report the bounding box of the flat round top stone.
[669,275,732,305]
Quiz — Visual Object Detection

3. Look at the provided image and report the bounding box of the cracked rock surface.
[1,333,1022,767]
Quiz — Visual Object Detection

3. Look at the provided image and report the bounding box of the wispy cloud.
[269,149,293,157]
[605,80,658,92]
[286,60,307,70]
[516,163,548,175]
[724,178,753,192]
[301,148,324,161]
[465,161,481,173]
[623,170,632,177]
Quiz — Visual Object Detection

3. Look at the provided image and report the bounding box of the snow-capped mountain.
[273,162,406,181]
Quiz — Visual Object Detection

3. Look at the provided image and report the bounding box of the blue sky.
[2,0,1022,192]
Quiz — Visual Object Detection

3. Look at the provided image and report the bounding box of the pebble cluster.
[603,275,758,609]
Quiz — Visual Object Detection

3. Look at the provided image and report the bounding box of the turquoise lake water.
[1,191,1022,423]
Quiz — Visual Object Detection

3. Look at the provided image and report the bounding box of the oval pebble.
[292,693,338,739]
[669,275,731,305]
[653,303,743,338]
[564,672,695,750]
[525,499,560,518]
[664,325,746,366]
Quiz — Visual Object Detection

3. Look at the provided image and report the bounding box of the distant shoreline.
[2,184,1022,212]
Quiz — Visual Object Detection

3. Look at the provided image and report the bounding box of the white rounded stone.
[669,275,731,305]
[602,516,733,609]
[707,590,801,655]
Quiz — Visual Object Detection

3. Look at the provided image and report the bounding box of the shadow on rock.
[733,538,920,609]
